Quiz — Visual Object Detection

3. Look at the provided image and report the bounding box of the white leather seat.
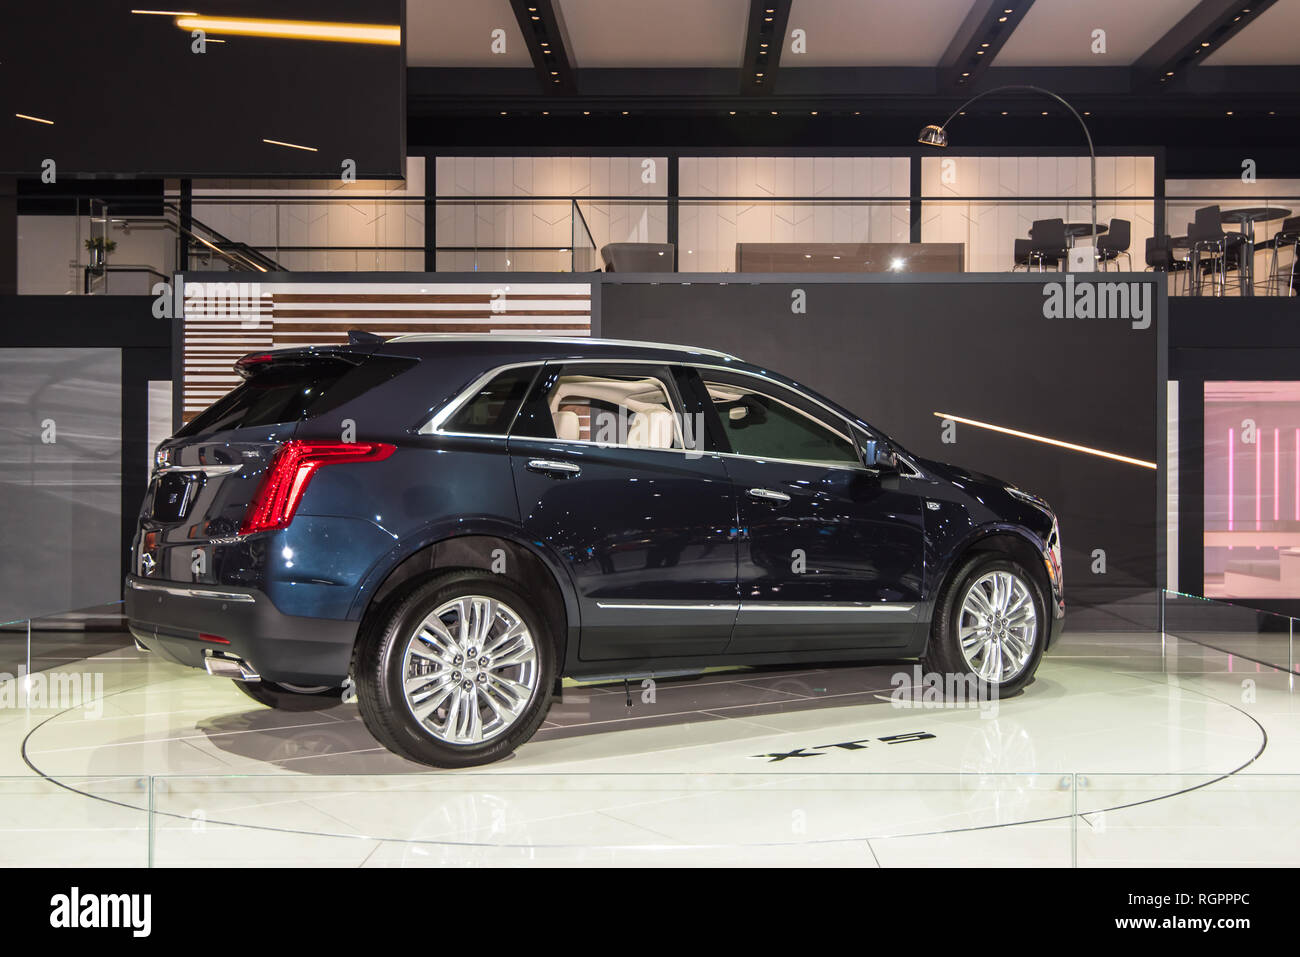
[554,409,581,441]
[627,409,676,449]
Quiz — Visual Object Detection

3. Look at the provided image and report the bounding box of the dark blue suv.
[127,335,1064,767]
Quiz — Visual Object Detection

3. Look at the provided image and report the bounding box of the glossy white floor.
[1,628,1296,867]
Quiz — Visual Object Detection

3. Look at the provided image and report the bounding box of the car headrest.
[554,409,581,441]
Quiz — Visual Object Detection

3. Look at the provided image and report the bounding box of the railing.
[16,190,1299,290]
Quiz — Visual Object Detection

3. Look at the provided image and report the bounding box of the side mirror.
[862,439,899,473]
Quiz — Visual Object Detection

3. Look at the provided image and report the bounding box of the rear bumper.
[125,576,357,686]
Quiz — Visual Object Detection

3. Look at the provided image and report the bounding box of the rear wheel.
[922,554,1046,697]
[354,570,556,768]
[233,679,343,712]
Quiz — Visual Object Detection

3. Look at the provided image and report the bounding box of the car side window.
[701,376,859,466]
[427,365,540,436]
[512,364,684,450]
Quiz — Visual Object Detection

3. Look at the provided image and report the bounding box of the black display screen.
[0,0,404,177]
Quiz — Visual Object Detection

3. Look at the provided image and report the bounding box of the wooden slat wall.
[182,281,592,420]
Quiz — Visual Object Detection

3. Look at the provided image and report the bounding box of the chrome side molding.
[128,580,256,604]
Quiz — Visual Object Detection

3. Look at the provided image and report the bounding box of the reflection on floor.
[0,628,1296,866]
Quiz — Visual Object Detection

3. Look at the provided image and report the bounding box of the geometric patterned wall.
[434,156,668,272]
[921,155,1157,273]
[679,156,912,272]
[191,158,426,272]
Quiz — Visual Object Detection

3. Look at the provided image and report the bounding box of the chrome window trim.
[507,434,721,459]
[418,355,924,478]
[418,360,544,436]
[128,580,256,603]
[694,363,924,478]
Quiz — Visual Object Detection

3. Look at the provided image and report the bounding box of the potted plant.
[84,236,117,274]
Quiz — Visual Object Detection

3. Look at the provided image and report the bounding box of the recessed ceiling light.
[1001,110,1008,115]
[771,110,778,115]
[1226,110,1234,115]
[998,15,1007,21]
[981,42,990,47]
[976,50,984,54]
[1166,71,1175,76]
[1041,111,1048,115]
[622,111,629,115]
[583,110,590,115]
[500,111,507,115]
[542,111,549,115]
[810,111,817,115]
[756,72,764,77]
[961,72,970,77]
[1201,41,1210,46]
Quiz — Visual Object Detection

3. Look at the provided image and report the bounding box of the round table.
[1063,222,1107,248]
[1221,206,1292,295]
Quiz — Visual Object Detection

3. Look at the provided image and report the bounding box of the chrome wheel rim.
[957,571,1038,684]
[401,595,539,746]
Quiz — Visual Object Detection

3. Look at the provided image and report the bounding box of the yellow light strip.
[933,412,1157,470]
[174,15,400,45]
[15,113,54,125]
[131,9,199,15]
[262,138,318,152]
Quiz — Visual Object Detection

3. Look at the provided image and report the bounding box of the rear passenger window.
[435,365,538,435]
[512,364,684,450]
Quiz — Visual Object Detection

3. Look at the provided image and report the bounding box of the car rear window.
[438,365,539,435]
[176,355,415,438]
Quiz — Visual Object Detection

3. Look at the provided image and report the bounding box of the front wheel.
[354,570,556,768]
[922,554,1046,697]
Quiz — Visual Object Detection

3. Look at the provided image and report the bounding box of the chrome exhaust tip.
[203,650,260,682]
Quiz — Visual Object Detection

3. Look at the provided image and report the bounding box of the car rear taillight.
[239,440,396,535]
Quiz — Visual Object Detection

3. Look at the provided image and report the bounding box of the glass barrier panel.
[0,776,151,867]
[1163,590,1294,675]
[1075,773,1299,867]
[149,772,1073,867]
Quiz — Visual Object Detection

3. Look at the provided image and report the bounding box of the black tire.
[922,553,1047,697]
[354,569,557,768]
[233,679,344,712]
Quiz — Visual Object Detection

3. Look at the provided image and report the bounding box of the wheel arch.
[933,526,1053,618]
[355,531,576,671]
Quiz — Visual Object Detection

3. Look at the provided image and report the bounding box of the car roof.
[384,334,739,362]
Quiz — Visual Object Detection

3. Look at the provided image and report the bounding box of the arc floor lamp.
[919,85,1098,252]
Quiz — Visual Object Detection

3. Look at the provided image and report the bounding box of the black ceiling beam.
[406,64,1300,118]
[508,0,577,95]
[1135,0,1276,88]
[938,0,1036,92]
[740,0,792,96]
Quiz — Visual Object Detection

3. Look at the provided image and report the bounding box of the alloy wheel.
[957,570,1038,683]
[400,595,540,745]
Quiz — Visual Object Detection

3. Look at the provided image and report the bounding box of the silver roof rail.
[385,333,738,361]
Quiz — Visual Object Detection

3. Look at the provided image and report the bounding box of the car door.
[508,361,738,662]
[687,367,925,654]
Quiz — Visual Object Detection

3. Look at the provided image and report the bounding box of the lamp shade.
[917,124,948,147]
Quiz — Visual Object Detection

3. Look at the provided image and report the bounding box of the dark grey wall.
[601,275,1163,607]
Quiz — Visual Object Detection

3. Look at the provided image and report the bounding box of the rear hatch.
[136,349,410,582]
